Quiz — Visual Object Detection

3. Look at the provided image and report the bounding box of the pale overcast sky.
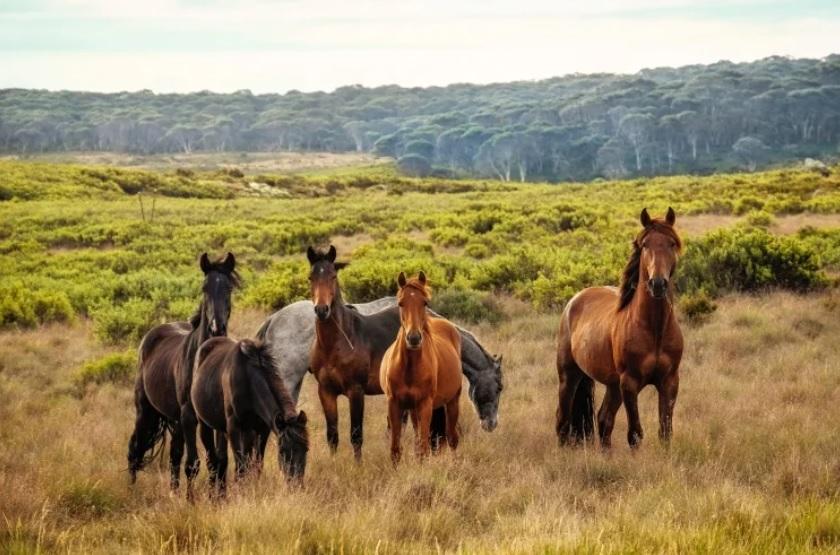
[1,0,839,93]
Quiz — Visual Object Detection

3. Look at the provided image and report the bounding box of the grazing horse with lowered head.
[127,252,238,489]
[190,337,308,494]
[307,245,402,460]
[380,272,462,462]
[556,208,683,448]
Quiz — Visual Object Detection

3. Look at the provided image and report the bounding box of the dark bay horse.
[380,272,462,462]
[191,337,308,494]
[127,252,238,489]
[307,245,402,460]
[556,208,683,448]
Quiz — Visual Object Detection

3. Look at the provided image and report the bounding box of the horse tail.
[127,374,168,482]
[570,375,595,442]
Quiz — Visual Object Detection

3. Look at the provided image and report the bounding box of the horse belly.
[570,329,618,385]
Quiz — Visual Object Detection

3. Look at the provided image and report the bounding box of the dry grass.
[2,292,840,553]
[678,213,840,237]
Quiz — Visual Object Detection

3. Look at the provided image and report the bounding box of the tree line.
[2,55,839,181]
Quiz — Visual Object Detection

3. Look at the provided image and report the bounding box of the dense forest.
[2,55,840,181]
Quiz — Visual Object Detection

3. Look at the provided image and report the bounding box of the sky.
[1,0,839,94]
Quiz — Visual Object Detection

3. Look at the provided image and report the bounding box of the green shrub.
[90,298,158,344]
[679,289,718,323]
[76,350,136,387]
[432,288,504,324]
[0,282,74,328]
[678,228,827,295]
[243,261,309,310]
[743,210,774,228]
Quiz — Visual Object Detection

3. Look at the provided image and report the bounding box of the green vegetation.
[75,350,137,387]
[3,55,840,181]
[2,160,839,344]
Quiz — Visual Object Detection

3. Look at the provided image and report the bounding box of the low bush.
[679,289,718,324]
[432,288,504,324]
[76,350,136,387]
[0,281,75,328]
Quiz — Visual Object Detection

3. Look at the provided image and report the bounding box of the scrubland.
[1,160,840,553]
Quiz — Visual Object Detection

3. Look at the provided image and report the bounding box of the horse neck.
[184,300,213,366]
[628,277,674,346]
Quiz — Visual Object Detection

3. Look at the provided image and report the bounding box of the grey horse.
[256,297,503,432]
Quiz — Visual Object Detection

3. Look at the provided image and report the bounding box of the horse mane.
[617,220,682,311]
[244,340,299,422]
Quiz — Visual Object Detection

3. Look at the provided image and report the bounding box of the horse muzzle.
[647,277,668,299]
[209,320,226,337]
[314,305,330,321]
[480,415,498,432]
[405,331,423,350]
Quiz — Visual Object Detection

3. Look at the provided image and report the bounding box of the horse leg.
[241,430,257,475]
[657,371,679,443]
[254,428,269,476]
[415,398,434,459]
[348,387,365,461]
[429,407,446,453]
[318,384,339,454]
[555,363,583,445]
[227,416,247,481]
[444,392,460,451]
[620,373,644,448]
[127,378,162,483]
[215,431,228,497]
[168,423,184,491]
[388,398,403,464]
[180,404,200,501]
[199,423,219,494]
[597,383,623,448]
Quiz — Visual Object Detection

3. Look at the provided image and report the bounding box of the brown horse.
[556,208,683,448]
[307,245,402,460]
[191,337,308,494]
[127,252,237,489]
[380,272,462,462]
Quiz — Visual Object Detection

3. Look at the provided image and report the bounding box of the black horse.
[127,252,238,492]
[191,337,309,494]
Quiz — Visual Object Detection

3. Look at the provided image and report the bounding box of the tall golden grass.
[2,292,839,553]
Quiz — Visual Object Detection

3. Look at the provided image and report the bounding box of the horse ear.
[221,252,236,273]
[199,252,211,274]
[274,413,287,431]
[418,271,427,285]
[239,340,255,357]
[495,354,503,364]
[334,262,349,271]
[326,245,337,263]
[306,246,318,265]
[640,208,652,228]
[666,207,676,226]
[296,410,307,425]
[397,272,407,288]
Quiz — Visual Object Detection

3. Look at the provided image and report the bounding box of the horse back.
[561,287,621,384]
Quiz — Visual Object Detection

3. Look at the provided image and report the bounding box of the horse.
[307,245,403,460]
[127,252,238,489]
[380,272,462,462]
[255,297,503,432]
[190,337,308,494]
[556,208,683,448]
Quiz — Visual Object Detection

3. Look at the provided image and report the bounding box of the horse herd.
[127,208,683,499]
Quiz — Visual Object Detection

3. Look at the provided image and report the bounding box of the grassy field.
[1,159,840,553]
[2,293,840,553]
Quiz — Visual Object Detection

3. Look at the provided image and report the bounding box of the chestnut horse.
[307,245,402,460]
[556,208,683,448]
[127,252,237,489]
[380,272,462,463]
